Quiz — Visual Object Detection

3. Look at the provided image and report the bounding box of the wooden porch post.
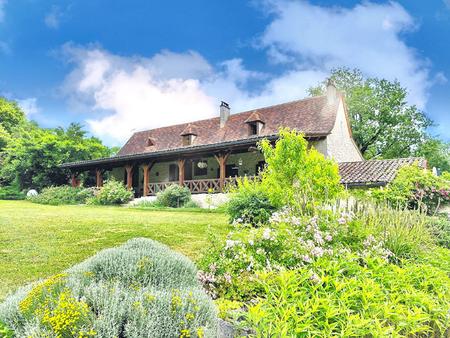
[142,162,154,196]
[178,159,185,186]
[125,164,133,190]
[215,152,230,191]
[71,173,78,187]
[95,169,103,188]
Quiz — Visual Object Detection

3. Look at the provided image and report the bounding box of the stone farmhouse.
[62,82,425,196]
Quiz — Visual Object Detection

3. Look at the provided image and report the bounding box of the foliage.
[416,138,450,173]
[258,128,342,209]
[0,200,228,300]
[156,184,192,208]
[0,320,13,338]
[27,185,94,205]
[0,122,112,190]
[198,200,450,336]
[0,238,218,337]
[227,178,276,226]
[0,185,25,200]
[372,164,450,214]
[244,254,450,337]
[426,216,450,249]
[87,179,133,205]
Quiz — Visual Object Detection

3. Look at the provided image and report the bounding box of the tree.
[0,97,26,152]
[0,123,112,190]
[415,138,450,173]
[308,68,432,159]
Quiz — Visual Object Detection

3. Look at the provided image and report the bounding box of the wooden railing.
[147,176,256,195]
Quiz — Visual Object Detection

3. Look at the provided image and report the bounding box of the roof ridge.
[340,157,424,165]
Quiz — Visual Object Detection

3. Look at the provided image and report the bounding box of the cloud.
[59,1,436,145]
[17,98,40,117]
[0,0,6,22]
[259,0,430,109]
[45,5,62,29]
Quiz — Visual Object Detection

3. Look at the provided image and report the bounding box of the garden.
[0,129,449,337]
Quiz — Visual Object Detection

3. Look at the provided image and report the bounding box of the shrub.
[0,238,217,337]
[426,216,450,249]
[0,185,25,200]
[27,185,94,205]
[227,178,277,226]
[243,254,450,337]
[259,128,342,209]
[156,184,192,208]
[374,164,450,214]
[88,179,133,205]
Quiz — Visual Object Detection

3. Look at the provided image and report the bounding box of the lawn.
[0,200,229,300]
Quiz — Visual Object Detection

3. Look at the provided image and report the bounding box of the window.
[194,160,208,176]
[248,121,263,136]
[147,137,154,146]
[182,134,196,146]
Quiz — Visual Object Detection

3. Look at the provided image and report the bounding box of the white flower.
[325,234,333,242]
[302,255,313,263]
[256,248,266,256]
[311,246,324,257]
[309,273,321,284]
[338,217,346,225]
[314,232,324,245]
[262,228,272,240]
[224,273,232,283]
[225,240,239,249]
[248,239,254,246]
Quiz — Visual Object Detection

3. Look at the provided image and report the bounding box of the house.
[61,82,423,196]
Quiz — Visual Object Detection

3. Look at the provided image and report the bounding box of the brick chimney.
[220,101,230,128]
[326,79,337,104]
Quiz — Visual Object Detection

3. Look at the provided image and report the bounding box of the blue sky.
[0,0,449,146]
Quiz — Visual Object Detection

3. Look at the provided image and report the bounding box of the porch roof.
[60,134,289,170]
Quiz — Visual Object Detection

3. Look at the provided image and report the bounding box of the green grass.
[0,200,229,300]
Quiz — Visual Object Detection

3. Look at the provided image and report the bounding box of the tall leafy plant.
[259,128,342,209]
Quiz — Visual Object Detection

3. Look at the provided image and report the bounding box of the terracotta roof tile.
[118,95,338,156]
[339,158,427,186]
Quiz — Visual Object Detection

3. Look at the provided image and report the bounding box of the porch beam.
[215,152,230,191]
[142,162,155,196]
[125,164,134,190]
[178,159,185,186]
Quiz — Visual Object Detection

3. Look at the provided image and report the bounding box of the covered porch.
[63,138,267,197]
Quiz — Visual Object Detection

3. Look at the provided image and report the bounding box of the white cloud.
[45,5,62,29]
[60,1,436,145]
[0,0,6,22]
[17,98,40,117]
[259,0,430,108]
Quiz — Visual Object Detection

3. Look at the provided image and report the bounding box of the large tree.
[308,68,433,159]
[0,119,112,189]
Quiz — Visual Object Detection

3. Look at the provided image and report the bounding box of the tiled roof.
[118,95,339,156]
[339,158,427,187]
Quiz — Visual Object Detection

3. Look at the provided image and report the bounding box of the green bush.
[244,254,450,337]
[227,178,277,226]
[0,238,217,337]
[259,128,342,209]
[156,184,192,208]
[27,185,94,205]
[426,216,450,249]
[0,185,25,200]
[88,179,133,205]
[373,164,450,214]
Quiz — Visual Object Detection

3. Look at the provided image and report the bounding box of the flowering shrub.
[0,238,217,337]
[198,202,450,336]
[87,178,133,205]
[372,164,450,214]
[27,185,95,205]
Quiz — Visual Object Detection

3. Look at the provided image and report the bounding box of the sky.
[0,0,449,146]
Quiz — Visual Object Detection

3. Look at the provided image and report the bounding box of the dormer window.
[180,124,197,146]
[147,137,155,146]
[182,134,196,146]
[245,111,265,136]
